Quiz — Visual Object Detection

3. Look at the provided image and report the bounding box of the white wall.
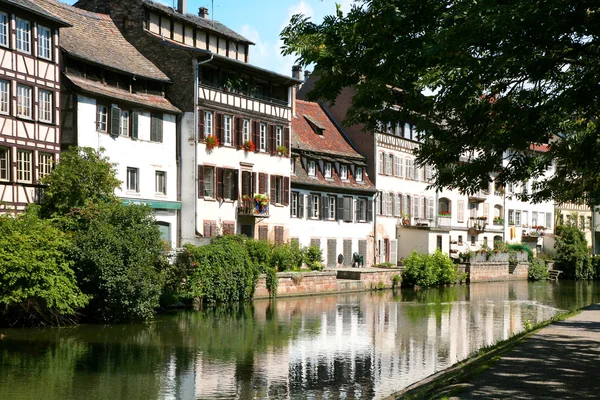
[76,95,179,249]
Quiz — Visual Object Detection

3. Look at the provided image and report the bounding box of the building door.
[379,239,387,264]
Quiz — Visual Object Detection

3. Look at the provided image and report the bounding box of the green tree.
[40,147,120,217]
[282,0,600,204]
[0,209,89,326]
[71,202,166,322]
[554,225,593,279]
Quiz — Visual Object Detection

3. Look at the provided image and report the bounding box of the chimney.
[199,7,209,18]
[177,0,186,14]
[304,70,311,81]
[292,65,302,80]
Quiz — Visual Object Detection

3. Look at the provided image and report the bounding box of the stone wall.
[468,261,529,282]
[511,262,529,279]
[254,271,338,299]
[336,269,401,289]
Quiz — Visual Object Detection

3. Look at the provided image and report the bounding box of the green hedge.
[402,250,460,287]
[528,258,549,281]
[555,225,593,279]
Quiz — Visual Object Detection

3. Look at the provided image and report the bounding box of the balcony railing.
[238,199,270,217]
[199,82,289,107]
[468,190,488,202]
[468,217,487,232]
[437,216,452,229]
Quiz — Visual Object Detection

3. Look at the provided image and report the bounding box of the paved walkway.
[454,304,600,399]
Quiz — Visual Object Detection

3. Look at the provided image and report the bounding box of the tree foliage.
[40,147,120,217]
[402,250,459,287]
[0,210,89,326]
[554,225,593,279]
[281,0,600,204]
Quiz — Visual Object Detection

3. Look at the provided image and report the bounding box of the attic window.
[304,115,325,135]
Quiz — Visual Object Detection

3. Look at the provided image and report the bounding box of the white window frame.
[155,170,166,195]
[16,84,32,118]
[127,167,139,192]
[340,165,348,180]
[0,80,9,115]
[515,210,521,226]
[97,105,108,132]
[0,13,8,48]
[37,25,52,60]
[16,18,30,53]
[204,111,213,137]
[385,154,392,175]
[39,90,53,123]
[357,198,367,222]
[356,167,363,182]
[242,119,250,142]
[324,162,332,178]
[276,126,283,147]
[17,150,32,183]
[378,152,384,174]
[203,166,214,197]
[38,152,53,178]
[394,156,401,177]
[395,194,401,217]
[308,160,316,176]
[223,115,232,145]
[0,147,9,181]
[120,110,129,136]
[259,123,266,151]
[312,194,320,219]
[291,192,298,218]
[328,196,336,220]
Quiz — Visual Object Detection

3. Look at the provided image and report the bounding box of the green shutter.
[131,111,139,139]
[110,105,121,136]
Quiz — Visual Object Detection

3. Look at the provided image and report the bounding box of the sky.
[64,0,357,77]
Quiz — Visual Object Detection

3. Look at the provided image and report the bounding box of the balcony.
[437,215,452,229]
[468,190,489,202]
[468,217,488,233]
[238,197,270,218]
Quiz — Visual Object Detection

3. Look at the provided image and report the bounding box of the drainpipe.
[373,191,379,266]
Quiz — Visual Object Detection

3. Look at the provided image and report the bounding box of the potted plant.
[276,145,288,156]
[241,140,255,152]
[438,211,451,217]
[205,135,219,150]
[401,212,411,226]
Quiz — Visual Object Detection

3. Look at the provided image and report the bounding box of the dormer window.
[340,165,348,180]
[324,162,332,178]
[308,160,316,176]
[356,167,363,182]
[304,115,325,135]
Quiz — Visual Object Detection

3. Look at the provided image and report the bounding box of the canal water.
[1,280,600,400]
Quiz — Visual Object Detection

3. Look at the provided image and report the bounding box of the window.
[38,152,53,178]
[242,119,250,142]
[515,210,521,226]
[403,194,409,216]
[394,194,401,217]
[127,167,139,192]
[522,210,527,226]
[291,158,295,174]
[155,171,166,194]
[16,18,30,53]
[0,147,9,180]
[356,167,363,182]
[39,90,52,123]
[0,80,9,114]
[458,235,463,245]
[223,169,237,200]
[276,126,283,147]
[0,13,7,47]
[471,235,476,246]
[387,192,394,216]
[394,156,401,177]
[204,111,213,136]
[378,152,384,174]
[340,165,348,180]
[259,123,266,151]
[17,150,32,183]
[580,215,585,229]
[406,158,414,179]
[223,115,232,145]
[150,113,163,142]
[291,192,298,217]
[120,110,130,136]
[412,195,420,219]
[532,211,538,227]
[457,200,465,222]
[38,26,52,60]
[385,154,392,175]
[546,213,552,230]
[311,194,320,219]
[427,197,434,220]
[357,198,367,222]
[17,85,32,118]
[327,196,336,220]
[203,166,214,197]
[324,162,332,178]
[97,105,108,132]
[508,210,515,225]
[308,160,316,176]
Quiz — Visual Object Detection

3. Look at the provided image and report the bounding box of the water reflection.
[1,281,600,399]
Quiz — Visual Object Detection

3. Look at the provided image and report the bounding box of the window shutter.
[344,196,353,222]
[215,113,223,145]
[131,111,139,139]
[270,175,276,204]
[389,239,398,266]
[355,199,360,221]
[320,194,326,220]
[269,125,276,154]
[216,167,223,199]
[283,177,289,206]
[483,203,489,220]
[258,172,266,194]
[283,127,290,156]
[234,117,241,148]
[151,113,163,142]
[298,193,305,218]
[197,165,204,198]
[198,109,205,141]
[367,199,373,222]
[241,171,250,197]
[337,196,344,220]
[390,193,395,216]
[307,194,313,218]
[252,121,259,151]
[210,222,217,238]
[259,225,268,241]
[203,221,210,237]
[232,169,239,200]
[110,105,120,135]
[250,172,256,195]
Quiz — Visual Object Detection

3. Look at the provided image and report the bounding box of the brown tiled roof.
[291,157,376,194]
[64,73,180,114]
[38,0,170,82]
[293,100,364,158]
[140,0,253,45]
[1,0,69,26]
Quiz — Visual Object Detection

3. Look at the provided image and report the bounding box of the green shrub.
[507,243,533,261]
[528,258,549,281]
[263,267,278,298]
[593,255,600,279]
[270,242,302,271]
[71,202,166,322]
[245,238,272,268]
[185,236,259,303]
[555,225,593,279]
[0,210,89,326]
[304,244,323,270]
[392,274,401,289]
[402,250,459,287]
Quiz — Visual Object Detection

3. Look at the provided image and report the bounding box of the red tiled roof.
[293,100,364,158]
[65,73,180,113]
[530,144,549,153]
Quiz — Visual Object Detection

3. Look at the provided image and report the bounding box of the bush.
[593,255,600,279]
[185,236,259,303]
[245,238,272,268]
[270,241,303,271]
[0,210,89,326]
[506,243,533,261]
[402,250,459,287]
[528,258,549,280]
[71,202,166,322]
[263,266,278,298]
[555,225,593,279]
[304,244,323,270]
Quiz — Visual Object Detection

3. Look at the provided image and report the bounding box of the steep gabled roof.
[1,0,69,26]
[39,0,170,82]
[140,0,254,45]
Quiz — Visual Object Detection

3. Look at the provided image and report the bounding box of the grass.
[384,308,582,400]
